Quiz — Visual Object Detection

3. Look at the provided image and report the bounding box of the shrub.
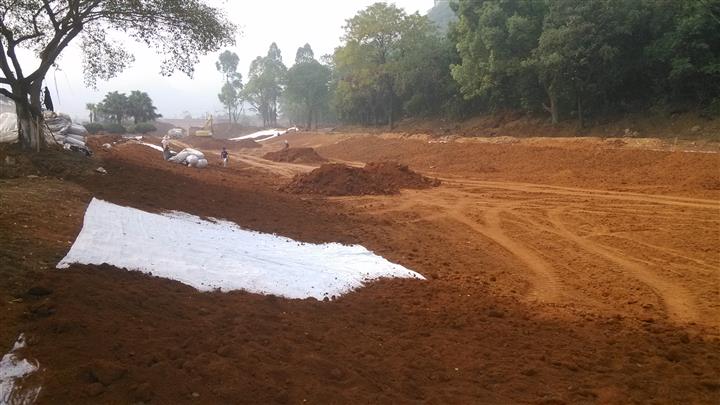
[84,122,104,134]
[104,123,126,134]
[130,122,157,134]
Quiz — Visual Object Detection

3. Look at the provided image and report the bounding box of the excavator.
[192,115,214,137]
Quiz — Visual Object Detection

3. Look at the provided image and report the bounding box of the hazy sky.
[24,0,434,121]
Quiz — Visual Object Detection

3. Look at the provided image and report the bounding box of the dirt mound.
[284,161,440,196]
[263,147,327,164]
[0,142,97,179]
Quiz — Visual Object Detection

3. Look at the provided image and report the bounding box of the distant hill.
[427,0,457,34]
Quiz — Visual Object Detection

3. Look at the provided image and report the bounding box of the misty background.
[23,0,435,121]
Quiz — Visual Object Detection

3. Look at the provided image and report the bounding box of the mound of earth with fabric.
[1,130,719,405]
[283,161,440,196]
[262,147,327,164]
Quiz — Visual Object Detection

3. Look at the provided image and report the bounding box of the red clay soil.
[302,134,720,198]
[262,147,327,164]
[283,161,440,196]
[0,135,719,404]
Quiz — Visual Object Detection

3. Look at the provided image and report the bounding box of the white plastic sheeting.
[0,113,17,143]
[58,199,424,299]
[0,334,41,404]
[229,127,298,142]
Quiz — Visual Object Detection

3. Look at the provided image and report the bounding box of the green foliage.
[95,90,160,125]
[427,0,458,33]
[451,0,546,107]
[84,123,104,135]
[244,43,287,127]
[645,0,720,105]
[0,0,234,149]
[104,123,127,134]
[97,91,129,125]
[216,50,244,123]
[129,122,157,134]
[284,44,331,128]
[331,3,455,125]
[127,91,162,124]
[449,0,719,125]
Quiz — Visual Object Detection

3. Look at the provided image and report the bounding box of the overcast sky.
[25,0,433,121]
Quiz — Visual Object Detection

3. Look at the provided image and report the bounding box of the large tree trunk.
[14,82,44,151]
[577,94,584,129]
[543,85,559,125]
[306,102,312,130]
[388,98,394,130]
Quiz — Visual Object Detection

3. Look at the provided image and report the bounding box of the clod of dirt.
[27,286,53,297]
[263,147,327,164]
[89,361,127,386]
[283,161,440,196]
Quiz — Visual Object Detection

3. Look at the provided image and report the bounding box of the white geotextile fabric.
[230,129,286,141]
[57,199,423,299]
[0,113,18,143]
[0,334,41,404]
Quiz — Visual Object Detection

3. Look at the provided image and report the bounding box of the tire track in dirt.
[446,205,563,302]
[234,155,315,177]
[547,208,701,324]
[442,178,720,210]
[220,154,715,322]
[357,187,564,303]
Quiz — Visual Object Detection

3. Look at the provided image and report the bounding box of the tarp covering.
[58,198,424,299]
[0,113,18,143]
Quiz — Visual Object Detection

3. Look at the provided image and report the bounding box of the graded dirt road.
[0,132,718,404]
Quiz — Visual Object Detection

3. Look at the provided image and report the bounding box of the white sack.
[186,154,199,167]
[0,113,18,143]
[67,123,88,136]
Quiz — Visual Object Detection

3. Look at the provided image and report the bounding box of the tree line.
[221,0,718,130]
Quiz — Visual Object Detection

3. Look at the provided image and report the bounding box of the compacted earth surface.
[1,131,719,404]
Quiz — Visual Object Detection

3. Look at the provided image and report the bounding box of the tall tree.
[645,0,720,107]
[244,43,287,127]
[216,50,243,122]
[450,0,546,117]
[98,91,128,125]
[339,3,407,128]
[0,0,235,150]
[85,103,97,123]
[284,44,331,129]
[127,90,161,124]
[333,3,451,125]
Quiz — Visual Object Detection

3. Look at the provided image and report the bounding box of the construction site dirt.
[0,132,718,404]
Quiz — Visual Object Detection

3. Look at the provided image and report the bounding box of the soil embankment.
[283,161,440,196]
[0,132,718,404]
[262,147,327,164]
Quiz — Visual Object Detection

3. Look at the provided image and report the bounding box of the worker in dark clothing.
[43,87,54,112]
[221,147,229,167]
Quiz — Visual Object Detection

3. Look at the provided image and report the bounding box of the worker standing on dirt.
[43,86,54,112]
[221,147,229,167]
[162,145,171,160]
[284,140,289,150]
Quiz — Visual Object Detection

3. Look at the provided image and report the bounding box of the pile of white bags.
[167,147,208,168]
[42,111,91,155]
[0,112,90,155]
